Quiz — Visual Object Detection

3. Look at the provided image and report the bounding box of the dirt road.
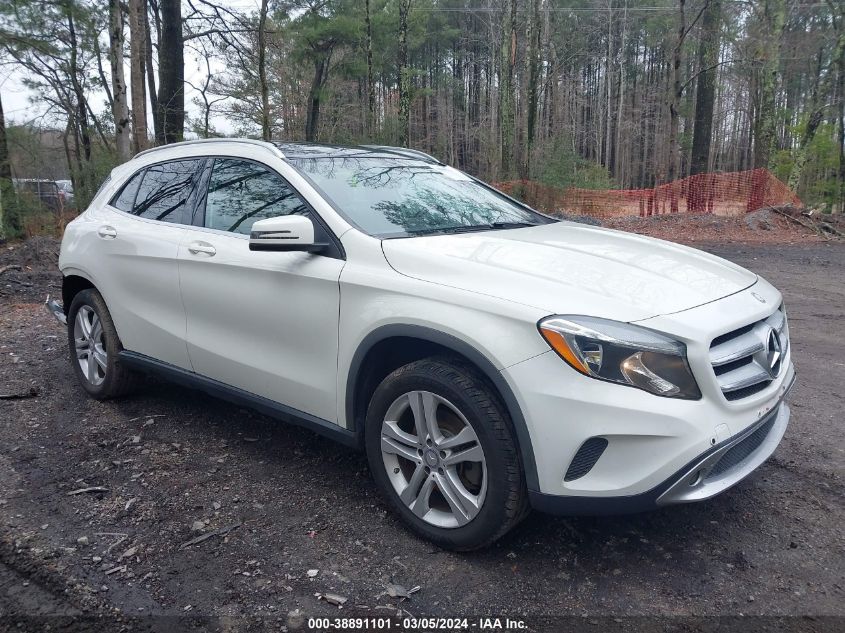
[0,239,843,631]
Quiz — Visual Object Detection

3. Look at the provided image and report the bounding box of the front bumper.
[504,277,795,513]
[529,390,791,515]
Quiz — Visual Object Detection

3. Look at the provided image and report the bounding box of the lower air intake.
[704,415,776,482]
[564,437,609,482]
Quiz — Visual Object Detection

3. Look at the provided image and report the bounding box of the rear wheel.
[67,289,139,399]
[365,357,528,550]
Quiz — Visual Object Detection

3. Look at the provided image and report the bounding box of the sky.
[0,0,262,138]
[1,50,239,138]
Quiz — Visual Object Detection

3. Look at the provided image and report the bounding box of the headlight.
[538,316,701,400]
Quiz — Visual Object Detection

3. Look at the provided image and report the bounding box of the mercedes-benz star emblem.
[766,328,782,377]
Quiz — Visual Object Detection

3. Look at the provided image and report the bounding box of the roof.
[272,142,441,164]
[133,137,284,160]
[132,138,441,165]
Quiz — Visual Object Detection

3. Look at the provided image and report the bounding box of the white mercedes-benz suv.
[48,139,794,550]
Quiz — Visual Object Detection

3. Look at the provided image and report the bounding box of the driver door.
[178,157,345,424]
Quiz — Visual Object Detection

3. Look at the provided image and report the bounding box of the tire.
[66,288,139,399]
[364,356,529,551]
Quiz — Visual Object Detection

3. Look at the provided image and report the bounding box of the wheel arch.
[346,324,539,491]
[62,273,96,315]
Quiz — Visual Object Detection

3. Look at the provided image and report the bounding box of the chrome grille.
[709,305,789,401]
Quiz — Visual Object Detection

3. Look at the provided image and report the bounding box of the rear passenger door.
[99,159,206,370]
[178,157,344,424]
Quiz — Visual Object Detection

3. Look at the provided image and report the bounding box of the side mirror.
[249,215,328,253]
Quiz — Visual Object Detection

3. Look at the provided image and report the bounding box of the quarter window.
[132,159,204,224]
[204,158,309,235]
[110,170,143,213]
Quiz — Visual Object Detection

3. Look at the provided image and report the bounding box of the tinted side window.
[110,170,144,212]
[133,160,204,224]
[204,159,309,235]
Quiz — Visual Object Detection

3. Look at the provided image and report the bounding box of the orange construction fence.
[494,168,801,219]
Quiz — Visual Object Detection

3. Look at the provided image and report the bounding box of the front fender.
[345,323,541,492]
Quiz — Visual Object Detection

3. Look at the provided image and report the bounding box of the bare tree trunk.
[398,0,412,147]
[838,27,845,212]
[65,0,91,202]
[667,0,686,212]
[604,4,613,172]
[365,0,376,137]
[749,0,785,210]
[144,0,159,139]
[752,0,785,169]
[690,0,721,176]
[155,0,184,145]
[109,0,131,161]
[68,116,85,200]
[614,2,629,183]
[258,0,271,141]
[306,56,330,142]
[689,0,721,212]
[499,0,516,178]
[0,92,16,239]
[92,34,114,111]
[524,0,542,178]
[129,0,148,152]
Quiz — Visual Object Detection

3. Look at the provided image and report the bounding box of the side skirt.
[118,351,360,448]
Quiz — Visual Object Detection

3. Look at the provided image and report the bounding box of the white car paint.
[178,229,345,423]
[58,139,793,513]
[506,276,794,497]
[63,203,193,370]
[381,223,758,322]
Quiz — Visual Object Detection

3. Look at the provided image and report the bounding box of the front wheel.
[365,357,529,550]
[66,289,139,399]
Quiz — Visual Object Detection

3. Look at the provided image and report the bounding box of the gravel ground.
[603,207,845,244]
[0,236,843,632]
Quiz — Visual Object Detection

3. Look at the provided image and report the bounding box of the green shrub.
[534,139,615,190]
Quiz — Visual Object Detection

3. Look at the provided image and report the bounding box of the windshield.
[288,156,551,238]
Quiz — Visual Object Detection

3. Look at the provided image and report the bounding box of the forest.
[0,0,843,237]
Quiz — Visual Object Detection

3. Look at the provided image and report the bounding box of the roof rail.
[133,138,286,160]
[359,144,441,164]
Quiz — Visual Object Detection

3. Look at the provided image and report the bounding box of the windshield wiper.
[488,221,538,229]
[442,221,539,233]
[402,221,540,237]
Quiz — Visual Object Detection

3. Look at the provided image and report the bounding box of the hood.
[381,222,757,322]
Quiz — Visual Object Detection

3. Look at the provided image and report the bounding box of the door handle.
[187,241,216,256]
[97,225,117,239]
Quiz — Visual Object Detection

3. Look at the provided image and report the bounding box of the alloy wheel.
[380,390,487,528]
[73,305,107,386]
